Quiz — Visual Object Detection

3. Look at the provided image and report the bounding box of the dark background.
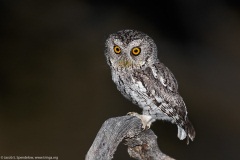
[0,0,240,159]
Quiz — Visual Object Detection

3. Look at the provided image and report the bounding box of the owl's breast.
[111,69,152,109]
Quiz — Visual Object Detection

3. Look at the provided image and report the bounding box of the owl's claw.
[127,112,153,130]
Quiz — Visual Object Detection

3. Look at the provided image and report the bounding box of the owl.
[105,29,195,144]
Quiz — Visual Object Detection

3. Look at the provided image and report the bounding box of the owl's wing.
[133,62,195,142]
[151,62,178,93]
[133,61,186,124]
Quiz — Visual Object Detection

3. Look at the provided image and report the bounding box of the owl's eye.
[131,47,141,56]
[113,45,121,54]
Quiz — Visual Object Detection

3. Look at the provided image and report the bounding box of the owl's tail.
[177,119,196,144]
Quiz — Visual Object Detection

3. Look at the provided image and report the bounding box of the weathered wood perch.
[86,115,175,160]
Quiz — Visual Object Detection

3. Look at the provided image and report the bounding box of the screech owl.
[105,29,195,144]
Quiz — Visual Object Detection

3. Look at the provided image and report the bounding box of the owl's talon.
[127,112,153,130]
[141,125,146,131]
[145,125,150,130]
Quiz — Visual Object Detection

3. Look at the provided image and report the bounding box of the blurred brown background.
[0,0,240,159]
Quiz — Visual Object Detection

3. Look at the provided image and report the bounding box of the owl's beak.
[118,58,132,68]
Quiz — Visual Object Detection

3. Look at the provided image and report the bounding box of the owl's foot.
[127,112,153,130]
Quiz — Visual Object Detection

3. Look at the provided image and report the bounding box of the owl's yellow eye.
[131,47,141,56]
[113,45,121,54]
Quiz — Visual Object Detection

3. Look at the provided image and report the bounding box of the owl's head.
[105,30,158,70]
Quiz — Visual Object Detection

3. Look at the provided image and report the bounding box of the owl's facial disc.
[111,39,146,68]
